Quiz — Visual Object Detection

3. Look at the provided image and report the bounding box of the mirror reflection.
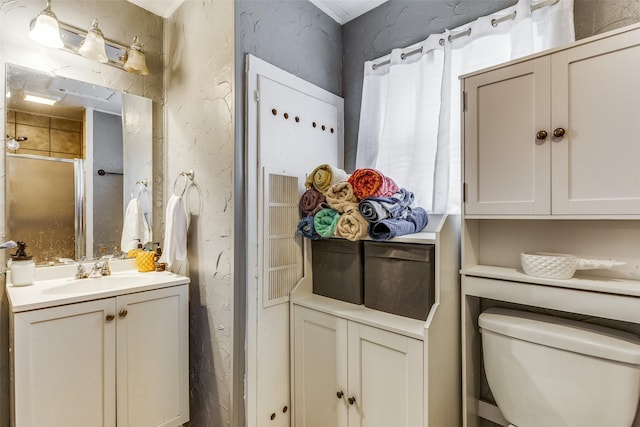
[5,64,153,264]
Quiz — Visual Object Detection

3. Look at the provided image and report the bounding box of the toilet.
[479,307,640,427]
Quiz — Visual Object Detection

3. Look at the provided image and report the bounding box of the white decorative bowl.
[520,252,578,279]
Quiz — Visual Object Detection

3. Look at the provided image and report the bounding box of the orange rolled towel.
[348,168,399,200]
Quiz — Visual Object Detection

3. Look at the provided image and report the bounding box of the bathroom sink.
[6,259,190,313]
[42,272,157,295]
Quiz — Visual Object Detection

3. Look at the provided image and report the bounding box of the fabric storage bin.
[364,242,435,320]
[311,239,364,304]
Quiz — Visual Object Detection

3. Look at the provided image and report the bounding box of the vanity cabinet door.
[13,298,117,427]
[347,322,424,427]
[116,285,189,427]
[293,305,349,427]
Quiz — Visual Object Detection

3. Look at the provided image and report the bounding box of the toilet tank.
[479,308,640,427]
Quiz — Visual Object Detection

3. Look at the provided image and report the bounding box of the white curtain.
[355,0,575,213]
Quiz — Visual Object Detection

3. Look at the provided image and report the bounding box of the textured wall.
[0,2,162,426]
[574,0,640,39]
[164,1,235,426]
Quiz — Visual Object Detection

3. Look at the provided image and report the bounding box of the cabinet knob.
[105,314,115,322]
[536,130,548,140]
[336,391,344,399]
[119,308,128,318]
[348,397,356,405]
[553,127,566,138]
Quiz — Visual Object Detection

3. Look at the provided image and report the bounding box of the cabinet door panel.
[552,31,640,214]
[293,306,348,427]
[348,322,423,427]
[464,57,551,215]
[13,299,116,427]
[116,285,189,427]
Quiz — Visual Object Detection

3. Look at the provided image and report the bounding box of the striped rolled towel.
[358,188,415,223]
[305,164,349,194]
[313,208,341,238]
[325,181,359,213]
[335,205,369,241]
[348,168,399,200]
[299,188,328,218]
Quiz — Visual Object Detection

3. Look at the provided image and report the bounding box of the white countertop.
[7,260,190,312]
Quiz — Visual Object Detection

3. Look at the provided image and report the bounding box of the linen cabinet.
[291,214,460,427]
[463,27,640,216]
[8,268,190,427]
[460,23,640,427]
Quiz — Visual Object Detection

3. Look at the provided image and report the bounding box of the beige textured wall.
[164,1,235,426]
[575,0,640,40]
[0,1,162,426]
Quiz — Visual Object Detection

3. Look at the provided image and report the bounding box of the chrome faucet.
[76,263,88,279]
[88,256,112,278]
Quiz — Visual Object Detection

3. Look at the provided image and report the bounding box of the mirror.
[5,64,153,264]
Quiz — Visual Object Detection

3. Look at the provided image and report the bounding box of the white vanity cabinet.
[8,268,189,427]
[463,25,640,216]
[293,305,423,427]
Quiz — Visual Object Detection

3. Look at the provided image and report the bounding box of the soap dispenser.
[9,241,35,286]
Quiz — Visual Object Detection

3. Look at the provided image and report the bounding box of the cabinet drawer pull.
[119,309,128,318]
[106,314,115,322]
[536,130,548,140]
[348,396,356,405]
[336,391,344,399]
[553,127,566,138]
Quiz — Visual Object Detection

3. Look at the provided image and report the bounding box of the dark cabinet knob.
[106,314,115,322]
[553,127,566,138]
[348,397,356,405]
[536,130,548,140]
[336,391,344,399]
[119,309,128,318]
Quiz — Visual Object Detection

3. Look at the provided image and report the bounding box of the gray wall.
[341,0,640,172]
[233,3,342,425]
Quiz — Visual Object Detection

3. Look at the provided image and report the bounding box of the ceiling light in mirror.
[78,18,108,63]
[29,0,64,48]
[24,93,59,105]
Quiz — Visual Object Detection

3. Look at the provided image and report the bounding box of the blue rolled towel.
[297,216,323,240]
[368,207,428,241]
[358,188,415,223]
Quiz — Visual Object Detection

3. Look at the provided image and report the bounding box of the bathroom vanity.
[6,260,189,427]
[461,23,640,426]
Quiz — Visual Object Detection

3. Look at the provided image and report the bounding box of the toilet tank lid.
[479,308,640,364]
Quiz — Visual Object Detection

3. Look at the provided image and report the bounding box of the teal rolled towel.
[313,208,341,238]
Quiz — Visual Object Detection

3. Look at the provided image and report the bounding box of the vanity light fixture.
[123,36,150,76]
[78,18,108,63]
[6,136,28,151]
[23,93,59,106]
[28,0,64,49]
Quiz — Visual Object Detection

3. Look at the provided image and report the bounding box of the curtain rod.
[371,0,560,70]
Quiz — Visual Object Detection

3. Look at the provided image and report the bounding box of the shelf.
[293,294,426,340]
[462,265,640,298]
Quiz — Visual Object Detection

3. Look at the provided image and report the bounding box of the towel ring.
[173,170,195,197]
[130,179,149,199]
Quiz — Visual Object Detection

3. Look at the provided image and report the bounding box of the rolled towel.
[326,181,359,213]
[358,188,415,223]
[299,188,328,218]
[313,208,341,238]
[305,164,349,194]
[335,205,369,241]
[296,216,323,240]
[348,168,399,200]
[368,207,428,241]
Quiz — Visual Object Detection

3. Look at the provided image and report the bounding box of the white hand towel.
[159,194,188,268]
[120,198,151,251]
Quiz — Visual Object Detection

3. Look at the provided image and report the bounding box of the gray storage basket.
[311,239,364,304]
[364,242,435,320]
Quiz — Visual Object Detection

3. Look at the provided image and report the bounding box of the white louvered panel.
[263,172,303,308]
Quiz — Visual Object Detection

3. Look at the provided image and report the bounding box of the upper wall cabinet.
[463,28,640,216]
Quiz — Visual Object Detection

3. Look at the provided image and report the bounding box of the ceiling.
[127,0,388,24]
